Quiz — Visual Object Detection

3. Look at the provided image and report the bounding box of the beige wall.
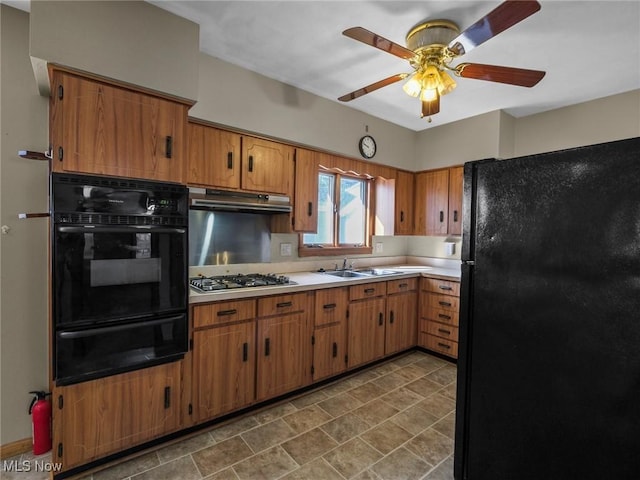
[29,1,199,100]
[0,5,50,445]
[1,1,639,446]
[190,54,418,171]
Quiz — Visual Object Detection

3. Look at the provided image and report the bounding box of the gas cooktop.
[190,273,294,292]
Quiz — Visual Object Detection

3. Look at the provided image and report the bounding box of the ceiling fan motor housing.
[405,20,460,60]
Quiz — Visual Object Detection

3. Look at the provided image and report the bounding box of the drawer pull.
[379,312,384,326]
[438,285,453,291]
[242,342,248,362]
[438,314,452,320]
[217,309,237,316]
[365,288,375,294]
[323,303,337,310]
[438,328,452,335]
[265,338,270,356]
[332,342,338,358]
[398,283,408,289]
[437,342,451,350]
[277,301,293,308]
[439,301,452,307]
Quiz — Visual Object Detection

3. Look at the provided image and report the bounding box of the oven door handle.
[57,316,183,339]
[57,226,186,234]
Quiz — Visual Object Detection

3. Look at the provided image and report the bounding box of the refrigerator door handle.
[462,260,475,265]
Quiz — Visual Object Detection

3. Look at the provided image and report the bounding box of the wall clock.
[358,135,377,159]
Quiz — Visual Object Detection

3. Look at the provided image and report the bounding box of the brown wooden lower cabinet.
[192,321,255,422]
[418,277,461,358]
[347,296,386,368]
[312,287,348,381]
[52,361,183,470]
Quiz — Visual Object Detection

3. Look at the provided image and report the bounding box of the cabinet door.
[187,123,241,189]
[293,148,319,232]
[386,292,418,354]
[313,322,347,381]
[52,362,182,470]
[256,312,307,401]
[395,170,415,235]
[448,166,463,236]
[50,71,187,182]
[193,322,255,422]
[347,297,386,368]
[242,137,294,196]
[415,169,450,236]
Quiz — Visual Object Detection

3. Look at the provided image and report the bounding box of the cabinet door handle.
[332,342,338,358]
[400,211,404,222]
[248,155,254,172]
[378,312,384,326]
[438,285,453,291]
[58,146,64,161]
[439,301,452,307]
[438,328,452,335]
[365,288,375,294]
[242,342,248,362]
[276,301,293,308]
[164,386,171,409]
[438,313,452,320]
[437,342,451,350]
[265,338,270,356]
[389,311,395,324]
[323,303,337,309]
[227,152,233,169]
[308,202,313,216]
[165,136,173,159]
[217,309,237,317]
[453,210,458,222]
[439,211,444,222]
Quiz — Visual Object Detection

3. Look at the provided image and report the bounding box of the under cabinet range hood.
[189,188,292,214]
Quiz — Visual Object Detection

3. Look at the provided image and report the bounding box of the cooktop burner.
[190,273,294,292]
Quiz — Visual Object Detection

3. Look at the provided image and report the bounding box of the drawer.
[421,306,459,326]
[350,282,386,301]
[421,277,460,297]
[257,292,307,317]
[386,277,417,295]
[422,292,460,313]
[193,299,256,328]
[315,287,348,327]
[421,333,458,358]
[421,320,459,342]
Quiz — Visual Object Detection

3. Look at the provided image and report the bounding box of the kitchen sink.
[355,268,401,276]
[323,270,370,278]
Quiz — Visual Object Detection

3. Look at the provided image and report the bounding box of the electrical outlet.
[375,242,383,253]
[280,243,292,257]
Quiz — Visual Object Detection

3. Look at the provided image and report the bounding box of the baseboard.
[0,438,32,460]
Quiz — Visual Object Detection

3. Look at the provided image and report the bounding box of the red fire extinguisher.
[28,391,52,455]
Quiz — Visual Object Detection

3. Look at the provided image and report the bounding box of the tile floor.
[2,351,457,480]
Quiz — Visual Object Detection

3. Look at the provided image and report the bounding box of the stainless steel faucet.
[342,258,348,270]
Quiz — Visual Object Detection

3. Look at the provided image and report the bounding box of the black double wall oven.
[51,173,189,385]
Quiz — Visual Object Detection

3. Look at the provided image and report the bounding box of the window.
[302,171,371,254]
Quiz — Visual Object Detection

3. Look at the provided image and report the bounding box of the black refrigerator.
[454,137,640,480]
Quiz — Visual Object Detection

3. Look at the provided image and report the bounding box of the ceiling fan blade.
[448,0,541,56]
[343,27,416,60]
[338,73,409,102]
[455,63,545,87]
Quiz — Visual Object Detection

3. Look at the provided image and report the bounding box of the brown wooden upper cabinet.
[292,148,319,232]
[415,166,463,236]
[187,123,294,197]
[395,170,415,235]
[49,68,189,183]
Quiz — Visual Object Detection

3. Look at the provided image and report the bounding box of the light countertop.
[189,264,461,304]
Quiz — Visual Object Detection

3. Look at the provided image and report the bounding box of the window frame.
[298,170,374,257]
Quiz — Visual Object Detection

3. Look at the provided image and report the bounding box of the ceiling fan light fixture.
[437,70,457,95]
[421,91,440,119]
[402,72,423,97]
[420,87,438,102]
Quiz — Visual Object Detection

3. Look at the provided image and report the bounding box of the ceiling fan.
[338,0,546,121]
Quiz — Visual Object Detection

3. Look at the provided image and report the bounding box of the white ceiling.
[6,1,640,131]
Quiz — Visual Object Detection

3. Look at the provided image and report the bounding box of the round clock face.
[359,135,377,159]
